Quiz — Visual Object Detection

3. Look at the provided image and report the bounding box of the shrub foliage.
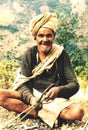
[0,60,19,89]
[0,0,87,89]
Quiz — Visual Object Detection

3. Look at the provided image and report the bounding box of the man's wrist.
[30,96,34,105]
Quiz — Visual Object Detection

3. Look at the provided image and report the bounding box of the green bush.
[54,1,88,80]
[0,25,19,33]
[0,60,19,89]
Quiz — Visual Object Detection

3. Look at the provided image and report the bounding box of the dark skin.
[30,28,84,121]
[0,27,84,122]
[30,27,60,105]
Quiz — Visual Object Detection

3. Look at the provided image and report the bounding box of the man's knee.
[0,89,7,104]
[0,89,20,99]
[60,103,84,120]
[72,103,84,120]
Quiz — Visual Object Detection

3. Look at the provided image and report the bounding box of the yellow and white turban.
[29,13,58,39]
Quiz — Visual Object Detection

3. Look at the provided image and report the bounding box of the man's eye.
[38,34,44,38]
[47,34,53,38]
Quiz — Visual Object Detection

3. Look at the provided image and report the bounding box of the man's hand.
[30,96,42,110]
[30,96,39,106]
[45,87,60,101]
[29,96,42,118]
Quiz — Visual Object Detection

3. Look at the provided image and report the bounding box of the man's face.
[36,27,55,54]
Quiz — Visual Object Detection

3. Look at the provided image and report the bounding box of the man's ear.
[34,32,38,40]
[54,32,56,37]
[34,37,36,40]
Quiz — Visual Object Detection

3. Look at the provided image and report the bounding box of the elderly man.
[0,13,84,127]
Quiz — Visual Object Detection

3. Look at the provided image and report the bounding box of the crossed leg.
[0,89,37,117]
[0,89,84,121]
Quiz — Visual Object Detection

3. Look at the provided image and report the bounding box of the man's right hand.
[30,96,42,109]
[30,96,39,106]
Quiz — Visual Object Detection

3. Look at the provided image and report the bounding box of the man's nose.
[43,36,47,41]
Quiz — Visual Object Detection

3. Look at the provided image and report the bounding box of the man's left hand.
[45,87,60,101]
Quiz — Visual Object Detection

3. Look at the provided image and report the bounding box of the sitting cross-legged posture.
[0,13,84,128]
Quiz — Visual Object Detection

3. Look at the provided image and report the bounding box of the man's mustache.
[39,41,52,45]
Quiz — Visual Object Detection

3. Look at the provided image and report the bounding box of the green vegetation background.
[0,0,88,90]
[0,1,88,129]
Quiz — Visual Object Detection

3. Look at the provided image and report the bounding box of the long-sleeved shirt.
[17,45,79,104]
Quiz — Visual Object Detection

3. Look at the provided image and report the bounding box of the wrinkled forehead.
[37,27,55,35]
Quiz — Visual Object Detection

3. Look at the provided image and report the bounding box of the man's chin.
[41,48,51,54]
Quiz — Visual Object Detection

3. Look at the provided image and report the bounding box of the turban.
[29,13,58,39]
